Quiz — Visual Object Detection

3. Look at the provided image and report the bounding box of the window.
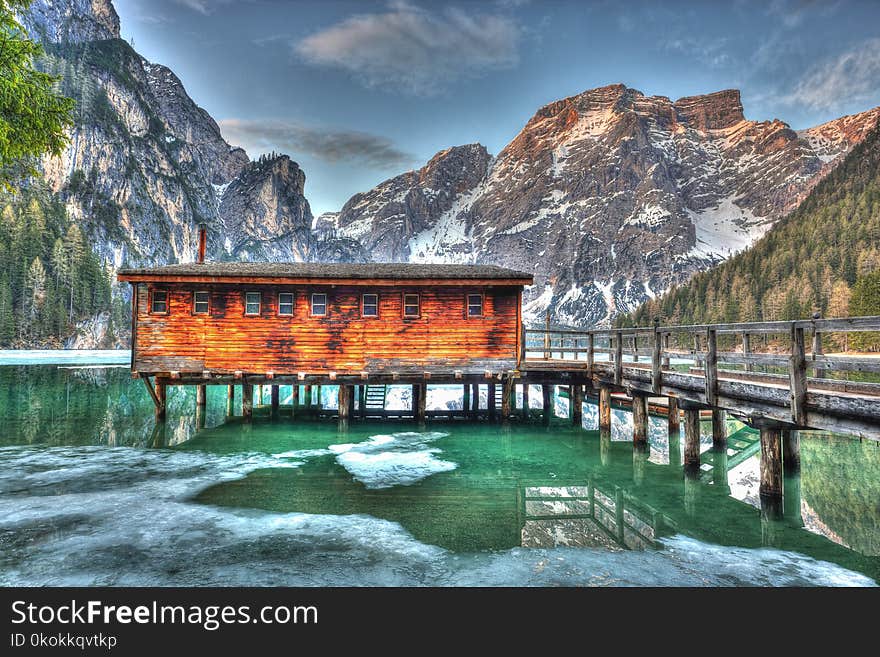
[278,292,294,316]
[362,293,378,317]
[311,293,327,316]
[404,294,420,318]
[245,292,261,316]
[467,293,483,317]
[151,289,168,314]
[193,290,209,315]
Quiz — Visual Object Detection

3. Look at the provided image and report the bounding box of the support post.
[742,332,752,372]
[571,383,583,427]
[358,385,366,419]
[543,310,551,360]
[487,382,496,420]
[789,324,807,426]
[813,323,825,380]
[711,409,726,450]
[683,408,701,475]
[614,331,623,385]
[782,429,800,474]
[242,383,253,421]
[291,384,298,418]
[632,393,648,446]
[196,384,206,408]
[339,385,351,420]
[414,383,426,422]
[521,383,530,420]
[693,333,701,368]
[304,384,312,406]
[471,383,479,417]
[154,380,167,421]
[587,333,594,375]
[667,397,680,437]
[501,378,512,421]
[542,384,552,425]
[226,384,235,417]
[599,387,611,432]
[759,427,783,501]
[662,333,670,370]
[651,320,662,394]
[705,328,718,406]
[271,384,280,418]
[462,384,470,416]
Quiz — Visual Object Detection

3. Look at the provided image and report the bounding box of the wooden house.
[117,261,533,379]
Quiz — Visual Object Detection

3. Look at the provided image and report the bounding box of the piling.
[782,429,800,474]
[226,384,235,417]
[521,384,530,420]
[632,394,648,446]
[683,408,701,475]
[542,384,552,425]
[413,383,426,422]
[196,384,206,408]
[759,427,783,502]
[571,384,583,427]
[462,384,470,415]
[154,380,167,421]
[711,409,726,449]
[339,385,351,420]
[271,385,280,418]
[471,383,479,418]
[598,387,611,432]
[304,384,312,406]
[291,384,298,417]
[487,383,497,421]
[667,396,679,437]
[242,383,253,421]
[501,379,512,421]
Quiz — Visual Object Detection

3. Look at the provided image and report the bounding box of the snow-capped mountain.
[337,84,879,326]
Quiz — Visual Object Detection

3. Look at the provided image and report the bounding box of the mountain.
[25,0,315,272]
[618,117,880,340]
[336,84,880,327]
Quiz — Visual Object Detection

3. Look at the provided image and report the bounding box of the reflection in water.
[0,364,879,586]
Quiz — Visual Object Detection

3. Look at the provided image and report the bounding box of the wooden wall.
[133,283,522,374]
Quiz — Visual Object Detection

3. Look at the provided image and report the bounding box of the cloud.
[785,38,880,111]
[218,119,416,170]
[293,1,521,95]
[172,0,236,15]
[662,36,732,68]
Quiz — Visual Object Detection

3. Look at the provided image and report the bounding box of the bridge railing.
[522,316,880,424]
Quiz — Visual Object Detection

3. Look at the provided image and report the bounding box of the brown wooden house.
[117,262,533,379]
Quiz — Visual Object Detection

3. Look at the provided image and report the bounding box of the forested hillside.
[618,118,880,341]
[0,184,113,347]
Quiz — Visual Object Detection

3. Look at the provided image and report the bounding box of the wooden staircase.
[363,385,388,412]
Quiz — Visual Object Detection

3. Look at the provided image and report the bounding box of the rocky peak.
[218,154,314,261]
[21,0,119,44]
[674,89,745,131]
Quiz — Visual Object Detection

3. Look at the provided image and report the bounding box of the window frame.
[403,293,420,318]
[278,291,295,316]
[310,292,328,317]
[466,292,484,318]
[361,293,379,318]
[192,290,210,316]
[244,291,262,317]
[150,288,169,315]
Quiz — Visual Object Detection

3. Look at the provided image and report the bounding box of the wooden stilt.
[304,384,312,406]
[196,384,206,407]
[271,384,280,418]
[760,427,782,500]
[667,397,679,436]
[571,384,583,427]
[316,385,323,409]
[632,394,648,445]
[782,429,800,474]
[154,380,167,421]
[711,409,726,449]
[501,378,512,421]
[542,384,552,424]
[521,384,530,420]
[242,383,253,421]
[471,383,479,416]
[338,385,351,420]
[462,384,470,415]
[413,383,426,422]
[683,408,701,475]
[358,385,366,419]
[291,384,298,418]
[598,387,611,431]
[488,382,497,420]
[226,384,235,417]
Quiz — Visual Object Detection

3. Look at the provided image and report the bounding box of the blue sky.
[114,0,880,215]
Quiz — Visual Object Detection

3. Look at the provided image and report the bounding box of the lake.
[0,358,878,586]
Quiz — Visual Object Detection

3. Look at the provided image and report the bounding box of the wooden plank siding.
[132,283,522,375]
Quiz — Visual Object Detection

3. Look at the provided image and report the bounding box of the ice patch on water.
[0,446,874,586]
[328,431,456,489]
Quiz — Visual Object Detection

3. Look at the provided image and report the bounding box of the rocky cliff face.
[337,84,879,326]
[28,0,315,272]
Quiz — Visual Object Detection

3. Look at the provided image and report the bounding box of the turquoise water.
[0,363,878,586]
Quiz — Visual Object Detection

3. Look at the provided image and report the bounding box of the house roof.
[117,262,534,285]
